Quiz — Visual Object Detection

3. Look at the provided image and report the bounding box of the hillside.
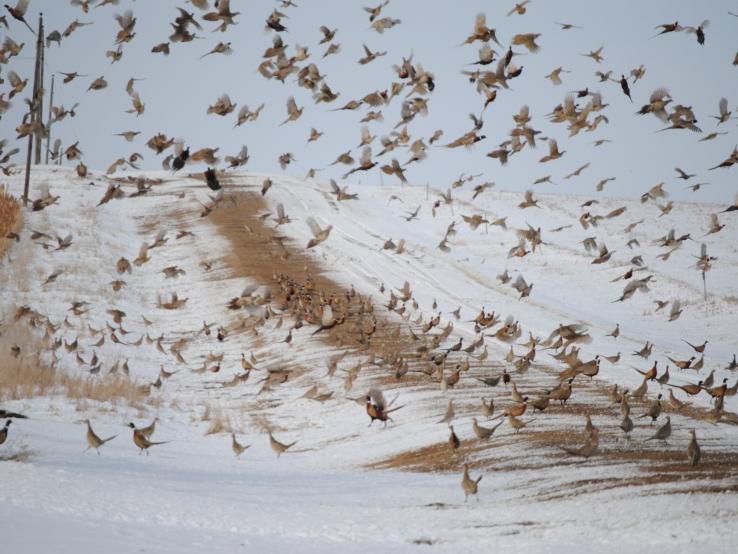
[1,167,737,553]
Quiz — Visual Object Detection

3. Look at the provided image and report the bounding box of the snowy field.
[1,167,737,552]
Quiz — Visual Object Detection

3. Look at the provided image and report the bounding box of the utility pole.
[22,13,44,205]
[45,73,55,164]
[34,14,45,165]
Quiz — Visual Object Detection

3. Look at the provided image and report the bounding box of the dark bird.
[685,20,709,45]
[172,147,189,172]
[619,74,632,102]
[651,21,682,39]
[675,167,695,180]
[4,0,34,35]
[0,419,11,445]
[205,167,220,191]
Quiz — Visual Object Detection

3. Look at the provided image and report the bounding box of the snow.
[1,167,737,553]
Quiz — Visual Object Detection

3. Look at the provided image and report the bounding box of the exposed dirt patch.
[204,181,438,390]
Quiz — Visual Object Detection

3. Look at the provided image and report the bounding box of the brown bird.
[207,93,236,116]
[113,10,136,44]
[470,43,496,66]
[204,0,240,33]
[200,41,232,60]
[704,214,724,236]
[687,429,700,466]
[359,43,386,64]
[560,427,599,458]
[668,389,687,411]
[668,300,683,322]
[619,413,634,438]
[545,66,569,86]
[448,425,461,451]
[652,21,682,38]
[138,417,159,439]
[59,71,87,84]
[307,127,323,144]
[638,393,662,423]
[380,158,407,184]
[343,146,377,178]
[363,1,389,22]
[84,419,116,455]
[633,361,658,382]
[667,356,695,370]
[306,217,332,249]
[268,432,297,457]
[114,130,140,142]
[480,397,494,418]
[581,46,604,63]
[462,464,483,501]
[512,33,541,53]
[151,41,170,55]
[507,0,530,16]
[87,76,107,92]
[128,422,169,455]
[539,139,565,162]
[463,13,501,46]
[682,339,708,353]
[507,412,532,433]
[365,388,403,426]
[645,416,671,443]
[280,96,303,126]
[667,381,703,396]
[472,417,503,439]
[547,378,573,405]
[445,130,486,149]
[511,275,533,298]
[231,433,250,458]
[518,190,540,208]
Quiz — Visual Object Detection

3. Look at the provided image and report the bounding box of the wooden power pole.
[22,12,44,205]
[35,14,45,165]
[45,73,55,165]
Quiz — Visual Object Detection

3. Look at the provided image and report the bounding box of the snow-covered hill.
[1,167,737,553]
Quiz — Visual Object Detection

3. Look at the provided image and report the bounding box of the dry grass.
[0,357,150,408]
[0,322,150,409]
[0,184,22,258]
[59,373,150,408]
[205,413,230,435]
[199,404,230,434]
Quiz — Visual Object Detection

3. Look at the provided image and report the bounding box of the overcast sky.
[2,0,737,203]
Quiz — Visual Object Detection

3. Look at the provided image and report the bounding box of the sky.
[1,0,737,203]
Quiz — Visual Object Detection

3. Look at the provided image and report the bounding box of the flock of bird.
[1,0,738,502]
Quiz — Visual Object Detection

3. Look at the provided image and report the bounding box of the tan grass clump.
[0,356,150,408]
[0,184,22,258]
[0,323,149,409]
[201,405,229,435]
[205,415,229,435]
